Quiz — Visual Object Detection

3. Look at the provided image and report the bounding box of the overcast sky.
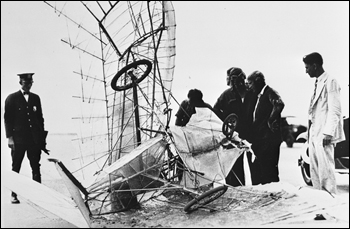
[1,1,349,134]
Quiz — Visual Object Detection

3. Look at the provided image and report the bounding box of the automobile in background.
[297,116,349,185]
[281,116,307,148]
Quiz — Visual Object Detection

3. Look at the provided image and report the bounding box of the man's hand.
[8,136,15,150]
[323,134,332,147]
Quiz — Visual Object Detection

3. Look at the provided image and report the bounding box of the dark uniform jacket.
[4,90,45,145]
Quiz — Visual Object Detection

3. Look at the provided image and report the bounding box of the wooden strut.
[128,71,142,146]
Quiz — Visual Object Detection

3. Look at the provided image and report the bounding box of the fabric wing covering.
[170,108,245,188]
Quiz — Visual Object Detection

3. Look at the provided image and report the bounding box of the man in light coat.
[303,52,345,196]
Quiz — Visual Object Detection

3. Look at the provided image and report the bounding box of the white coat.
[308,71,345,194]
[309,72,345,144]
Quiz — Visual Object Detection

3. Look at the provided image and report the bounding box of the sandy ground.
[1,133,349,228]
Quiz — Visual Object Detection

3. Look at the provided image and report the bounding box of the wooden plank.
[51,160,91,227]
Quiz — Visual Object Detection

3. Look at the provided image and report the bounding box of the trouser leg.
[27,143,42,183]
[11,144,26,197]
[311,137,337,194]
[251,159,262,185]
[320,144,336,194]
[309,137,320,190]
[11,144,26,173]
[251,139,281,185]
[260,142,281,184]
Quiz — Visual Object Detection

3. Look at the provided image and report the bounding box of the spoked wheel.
[222,113,239,139]
[111,59,152,91]
[183,185,228,213]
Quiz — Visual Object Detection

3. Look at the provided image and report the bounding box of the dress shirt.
[253,85,267,122]
[308,79,318,115]
[21,89,29,102]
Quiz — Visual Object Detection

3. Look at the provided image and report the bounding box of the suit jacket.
[4,90,45,145]
[251,85,284,143]
[309,72,345,144]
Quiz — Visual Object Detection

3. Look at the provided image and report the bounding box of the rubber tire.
[183,185,228,213]
[300,156,312,186]
[222,113,239,139]
[111,59,152,91]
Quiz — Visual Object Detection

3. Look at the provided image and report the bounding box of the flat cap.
[227,67,245,78]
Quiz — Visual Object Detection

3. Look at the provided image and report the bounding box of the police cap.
[18,73,34,81]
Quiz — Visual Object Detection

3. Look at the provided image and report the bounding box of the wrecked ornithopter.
[5,2,278,228]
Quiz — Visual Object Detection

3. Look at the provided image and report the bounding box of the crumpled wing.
[2,170,90,228]
[170,108,245,187]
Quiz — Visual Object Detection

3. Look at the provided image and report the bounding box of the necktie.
[309,79,318,113]
[23,91,29,95]
[253,94,261,122]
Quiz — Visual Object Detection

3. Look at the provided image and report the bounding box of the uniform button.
[27,113,30,115]
[30,125,32,127]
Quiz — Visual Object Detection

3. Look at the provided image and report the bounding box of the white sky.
[1,1,349,133]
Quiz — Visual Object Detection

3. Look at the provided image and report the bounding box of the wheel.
[222,113,239,139]
[111,59,152,91]
[300,156,312,186]
[183,185,228,213]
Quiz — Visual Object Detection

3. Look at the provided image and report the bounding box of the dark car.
[281,116,307,148]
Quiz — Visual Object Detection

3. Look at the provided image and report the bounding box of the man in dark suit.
[246,71,285,185]
[4,73,47,204]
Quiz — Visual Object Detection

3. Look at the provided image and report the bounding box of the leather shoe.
[314,214,326,220]
[11,196,20,204]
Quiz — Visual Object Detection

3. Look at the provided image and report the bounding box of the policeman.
[4,73,48,204]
